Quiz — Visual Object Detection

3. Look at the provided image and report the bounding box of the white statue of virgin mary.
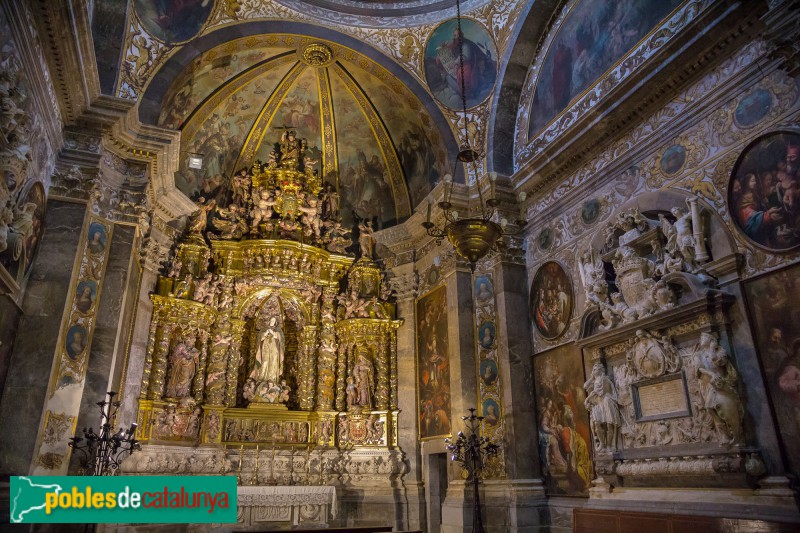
[250,316,285,383]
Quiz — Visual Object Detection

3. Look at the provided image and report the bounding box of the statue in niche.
[165,336,199,399]
[695,333,743,444]
[250,316,285,385]
[352,350,375,409]
[583,363,621,451]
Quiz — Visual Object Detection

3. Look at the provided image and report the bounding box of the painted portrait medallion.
[533,343,592,496]
[735,87,772,128]
[424,18,498,109]
[580,198,601,225]
[744,262,800,481]
[482,398,500,427]
[134,0,214,44]
[660,144,686,175]
[478,321,495,349]
[75,280,98,315]
[66,325,88,360]
[87,222,107,255]
[527,0,682,139]
[728,132,800,251]
[0,181,46,283]
[537,227,554,251]
[474,274,493,303]
[417,285,451,439]
[480,359,498,386]
[530,261,573,340]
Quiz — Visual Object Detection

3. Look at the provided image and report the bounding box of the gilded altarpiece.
[126,135,405,496]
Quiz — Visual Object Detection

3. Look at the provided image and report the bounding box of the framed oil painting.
[530,261,573,340]
[133,0,214,44]
[527,0,682,139]
[728,131,800,251]
[417,285,451,439]
[0,181,46,291]
[533,343,592,496]
[743,262,800,479]
[424,18,497,110]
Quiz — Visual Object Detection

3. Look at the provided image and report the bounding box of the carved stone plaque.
[632,373,691,421]
[253,505,292,522]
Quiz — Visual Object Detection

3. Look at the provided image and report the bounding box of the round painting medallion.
[660,144,686,175]
[537,227,553,250]
[134,0,214,44]
[728,131,800,251]
[530,261,573,340]
[424,18,498,110]
[734,87,772,128]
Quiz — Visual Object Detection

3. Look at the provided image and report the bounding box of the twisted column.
[146,323,175,399]
[297,326,318,410]
[139,315,161,399]
[225,319,246,406]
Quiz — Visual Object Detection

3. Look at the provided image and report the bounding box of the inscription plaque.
[633,373,690,421]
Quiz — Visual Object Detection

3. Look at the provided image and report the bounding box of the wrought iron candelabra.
[68,391,140,476]
[445,408,501,533]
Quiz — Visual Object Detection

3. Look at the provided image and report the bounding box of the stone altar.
[237,485,336,529]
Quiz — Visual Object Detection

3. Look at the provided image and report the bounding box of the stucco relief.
[524,62,800,326]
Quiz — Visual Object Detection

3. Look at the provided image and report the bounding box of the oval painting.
[530,261,573,340]
[478,321,495,349]
[660,144,686,175]
[480,359,498,386]
[537,227,554,250]
[424,18,498,109]
[581,198,601,225]
[735,87,772,128]
[134,0,214,44]
[729,132,800,251]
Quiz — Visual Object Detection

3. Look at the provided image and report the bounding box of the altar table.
[237,485,337,528]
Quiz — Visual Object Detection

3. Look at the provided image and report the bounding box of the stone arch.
[487,0,562,175]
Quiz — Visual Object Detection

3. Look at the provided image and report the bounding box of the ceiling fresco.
[162,36,450,229]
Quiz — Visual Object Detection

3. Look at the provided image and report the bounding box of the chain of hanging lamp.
[422,0,526,269]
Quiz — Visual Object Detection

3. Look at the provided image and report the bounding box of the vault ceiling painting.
[157,36,450,228]
[99,0,531,227]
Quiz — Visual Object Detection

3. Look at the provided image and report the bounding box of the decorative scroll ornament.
[580,198,716,334]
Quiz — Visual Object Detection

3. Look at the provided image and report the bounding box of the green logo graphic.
[10,476,237,523]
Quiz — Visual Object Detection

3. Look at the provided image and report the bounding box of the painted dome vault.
[156,36,453,230]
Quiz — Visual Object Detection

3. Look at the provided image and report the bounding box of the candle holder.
[445,408,501,533]
[67,391,140,476]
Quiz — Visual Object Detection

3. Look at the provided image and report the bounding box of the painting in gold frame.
[417,284,450,439]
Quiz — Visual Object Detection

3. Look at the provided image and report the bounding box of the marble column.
[440,264,480,533]
[393,262,426,531]
[484,257,546,531]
